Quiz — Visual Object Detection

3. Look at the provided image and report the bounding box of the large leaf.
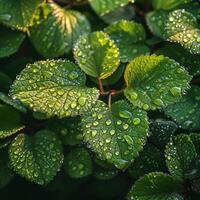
[64,147,93,178]
[105,20,149,62]
[10,60,99,118]
[165,134,197,182]
[0,72,12,92]
[0,104,24,139]
[124,55,191,110]
[164,86,200,131]
[0,0,43,30]
[127,172,183,200]
[0,26,25,58]
[74,31,120,79]
[128,144,166,179]
[152,0,192,10]
[88,0,134,16]
[9,130,64,185]
[29,2,91,58]
[156,43,200,76]
[82,100,149,169]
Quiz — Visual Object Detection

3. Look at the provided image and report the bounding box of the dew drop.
[133,118,141,126]
[170,87,181,97]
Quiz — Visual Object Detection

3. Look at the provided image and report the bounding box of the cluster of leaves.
[0,0,200,199]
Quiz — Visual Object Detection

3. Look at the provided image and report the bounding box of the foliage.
[0,0,200,199]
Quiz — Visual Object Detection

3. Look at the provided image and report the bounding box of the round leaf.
[124,55,191,110]
[74,31,120,79]
[29,2,91,58]
[82,100,149,169]
[10,60,99,118]
[9,130,64,185]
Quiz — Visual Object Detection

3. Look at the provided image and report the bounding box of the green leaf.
[156,43,200,76]
[29,2,91,58]
[82,100,149,169]
[0,104,23,139]
[74,31,120,79]
[127,172,183,200]
[129,144,166,179]
[149,119,178,149]
[190,133,200,155]
[64,147,93,178]
[105,20,149,62]
[124,55,191,110]
[10,60,99,118]
[0,26,25,58]
[164,9,200,54]
[146,10,169,38]
[164,86,200,131]
[9,130,64,185]
[88,0,134,16]
[0,0,43,30]
[152,0,192,10]
[0,92,27,113]
[165,134,197,182]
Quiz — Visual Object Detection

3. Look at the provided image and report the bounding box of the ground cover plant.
[0,0,200,199]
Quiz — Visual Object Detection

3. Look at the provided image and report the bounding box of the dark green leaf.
[9,130,64,185]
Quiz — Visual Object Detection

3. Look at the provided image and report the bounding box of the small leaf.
[152,0,192,10]
[0,26,25,58]
[0,0,44,30]
[165,134,197,182]
[105,20,149,62]
[149,119,178,149]
[0,104,23,139]
[124,55,191,110]
[82,100,149,169]
[29,2,91,58]
[88,0,134,16]
[9,130,64,185]
[127,172,183,200]
[64,147,93,178]
[0,92,27,113]
[164,9,200,54]
[129,144,166,179]
[74,31,120,79]
[156,43,200,76]
[10,60,99,118]
[164,86,200,131]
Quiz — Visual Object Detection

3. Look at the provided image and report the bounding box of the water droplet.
[170,87,181,97]
[143,104,149,110]
[78,97,86,106]
[153,98,164,106]
[123,124,129,130]
[110,130,115,135]
[105,152,112,160]
[105,120,112,126]
[68,71,79,80]
[70,102,77,108]
[105,138,111,143]
[133,118,141,125]
[91,130,97,137]
[124,135,133,145]
[119,110,132,119]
